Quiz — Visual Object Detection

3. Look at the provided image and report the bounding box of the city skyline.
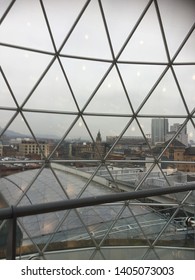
[1,118,194,146]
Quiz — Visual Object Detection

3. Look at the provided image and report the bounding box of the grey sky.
[0,0,195,142]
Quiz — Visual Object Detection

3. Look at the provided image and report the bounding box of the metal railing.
[0,183,195,260]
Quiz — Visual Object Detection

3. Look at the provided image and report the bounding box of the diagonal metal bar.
[0,0,16,25]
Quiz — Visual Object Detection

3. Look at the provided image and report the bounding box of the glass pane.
[0,219,23,259]
[119,2,167,62]
[61,58,111,109]
[0,0,53,51]
[85,67,132,114]
[43,0,87,49]
[118,64,166,112]
[24,60,78,112]
[0,46,52,106]
[61,0,112,59]
[175,31,195,62]
[139,69,187,115]
[158,0,195,58]
[173,66,195,113]
[102,0,149,56]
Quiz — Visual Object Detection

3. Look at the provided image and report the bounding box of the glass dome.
[0,0,195,259]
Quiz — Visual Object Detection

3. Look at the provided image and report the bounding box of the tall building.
[151,118,168,145]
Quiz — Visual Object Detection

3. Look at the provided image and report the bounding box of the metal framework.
[0,0,195,259]
[1,183,195,259]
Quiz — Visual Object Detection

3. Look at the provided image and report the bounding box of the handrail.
[0,183,195,260]
[0,183,195,219]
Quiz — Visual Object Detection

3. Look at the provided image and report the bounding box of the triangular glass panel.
[17,217,44,258]
[50,164,102,200]
[60,57,111,109]
[0,110,17,138]
[133,162,172,193]
[84,115,131,143]
[53,160,119,203]
[121,117,147,138]
[99,161,145,191]
[102,0,150,56]
[173,65,195,113]
[175,31,195,62]
[0,46,52,106]
[87,203,127,246]
[153,206,192,250]
[17,167,67,206]
[2,112,53,161]
[49,115,97,161]
[134,204,177,251]
[97,203,150,248]
[84,162,122,192]
[119,3,167,62]
[85,67,133,114]
[0,168,44,205]
[81,115,132,163]
[78,172,119,198]
[0,0,53,51]
[0,70,17,107]
[60,0,112,59]
[115,117,152,158]
[19,211,65,255]
[23,112,77,159]
[3,112,33,139]
[118,64,166,112]
[139,70,188,115]
[46,208,97,251]
[158,0,195,58]
[24,60,78,112]
[43,0,87,49]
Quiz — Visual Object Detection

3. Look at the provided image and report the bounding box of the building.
[183,147,195,172]
[151,118,169,145]
[0,141,3,157]
[166,123,188,146]
[18,140,50,159]
[153,139,195,172]
[70,131,107,160]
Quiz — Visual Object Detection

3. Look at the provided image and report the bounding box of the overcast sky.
[0,0,195,142]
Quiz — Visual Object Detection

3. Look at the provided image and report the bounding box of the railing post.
[6,206,17,260]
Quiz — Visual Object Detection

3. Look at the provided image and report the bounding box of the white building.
[166,123,188,146]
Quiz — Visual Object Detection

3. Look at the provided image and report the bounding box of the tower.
[151,118,168,145]
[96,130,102,143]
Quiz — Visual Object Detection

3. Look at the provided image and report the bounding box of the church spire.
[96,130,102,143]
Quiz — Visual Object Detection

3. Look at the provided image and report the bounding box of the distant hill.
[0,127,59,140]
[4,129,30,138]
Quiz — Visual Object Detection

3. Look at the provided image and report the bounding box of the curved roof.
[0,168,171,249]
